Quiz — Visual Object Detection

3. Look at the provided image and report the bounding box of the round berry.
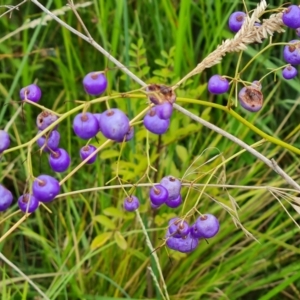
[32,175,60,202]
[168,217,190,238]
[228,11,246,32]
[165,194,182,208]
[36,111,58,131]
[238,86,263,112]
[283,40,300,65]
[143,108,170,135]
[80,145,97,164]
[100,108,130,141]
[296,28,300,38]
[20,84,42,102]
[149,185,168,206]
[0,130,10,153]
[93,113,102,132]
[195,214,220,238]
[0,184,13,211]
[18,194,39,213]
[166,232,199,253]
[160,176,181,200]
[123,195,140,212]
[282,5,300,29]
[49,148,71,172]
[155,102,173,120]
[190,223,204,239]
[208,75,230,94]
[37,130,60,152]
[83,72,107,96]
[282,65,298,79]
[151,202,162,209]
[251,80,262,90]
[73,112,99,140]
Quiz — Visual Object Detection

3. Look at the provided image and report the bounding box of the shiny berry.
[155,102,173,120]
[166,232,199,253]
[168,217,190,238]
[0,184,13,211]
[0,130,10,153]
[80,145,97,164]
[49,148,71,172]
[195,214,220,238]
[238,86,263,112]
[37,130,60,152]
[36,111,58,131]
[32,175,60,202]
[73,112,99,140]
[282,5,300,29]
[20,84,42,102]
[123,195,140,212]
[282,65,298,79]
[160,176,181,200]
[228,11,246,32]
[190,223,204,239]
[83,72,107,96]
[165,194,182,208]
[283,40,300,65]
[149,184,168,206]
[143,108,170,135]
[208,75,230,94]
[100,108,130,141]
[93,113,102,132]
[18,194,39,213]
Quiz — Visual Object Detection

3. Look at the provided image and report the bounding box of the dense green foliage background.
[1,0,300,299]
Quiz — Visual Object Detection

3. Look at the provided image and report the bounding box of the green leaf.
[137,38,144,48]
[103,207,124,218]
[176,145,188,162]
[114,231,127,250]
[100,150,120,159]
[90,232,112,250]
[94,215,116,230]
[154,59,167,67]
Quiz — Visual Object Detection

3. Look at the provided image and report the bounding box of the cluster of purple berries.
[282,5,300,80]
[123,175,182,212]
[165,214,220,253]
[0,175,60,213]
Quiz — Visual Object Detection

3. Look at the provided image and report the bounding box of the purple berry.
[282,65,298,79]
[123,195,140,212]
[283,40,300,65]
[282,5,300,29]
[165,194,182,208]
[73,112,99,140]
[238,86,263,112]
[160,176,181,200]
[0,130,10,153]
[80,145,97,164]
[93,113,102,132]
[166,232,199,253]
[228,11,246,32]
[151,202,162,209]
[143,108,170,135]
[49,148,71,172]
[195,214,220,238]
[168,217,190,238]
[0,184,13,211]
[149,184,168,206]
[83,72,108,96]
[155,102,173,120]
[36,111,58,131]
[32,175,60,202]
[100,108,130,141]
[37,130,60,152]
[251,80,262,90]
[208,75,230,94]
[190,223,204,239]
[296,28,300,37]
[18,194,39,213]
[20,84,42,102]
